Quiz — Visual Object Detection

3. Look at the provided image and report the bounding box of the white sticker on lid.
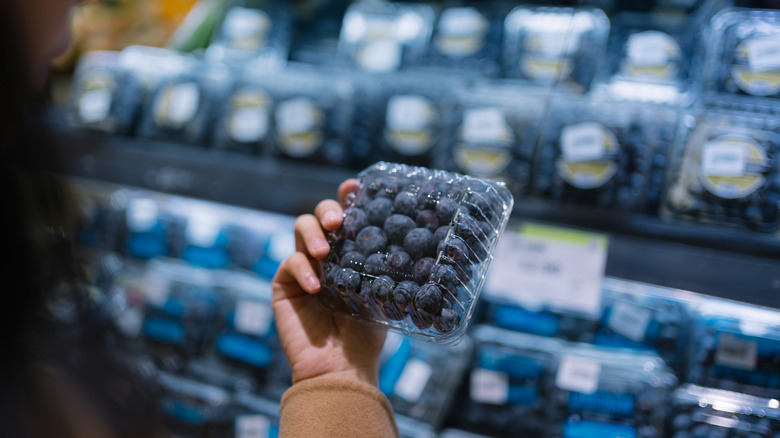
[746,36,780,72]
[276,98,317,135]
[79,89,112,123]
[462,107,508,145]
[234,300,273,337]
[715,333,757,371]
[235,415,271,438]
[394,359,432,402]
[608,301,652,343]
[356,39,402,72]
[167,82,200,126]
[701,141,746,177]
[470,368,509,405]
[143,273,171,306]
[386,95,432,132]
[439,7,486,36]
[126,198,158,232]
[627,31,673,67]
[556,356,601,394]
[561,122,606,162]
[229,107,269,143]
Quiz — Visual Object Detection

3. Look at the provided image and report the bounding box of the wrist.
[293,366,379,388]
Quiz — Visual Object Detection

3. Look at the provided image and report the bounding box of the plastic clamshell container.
[338,2,435,72]
[704,8,780,104]
[669,384,780,437]
[320,162,514,345]
[663,109,780,231]
[503,6,609,93]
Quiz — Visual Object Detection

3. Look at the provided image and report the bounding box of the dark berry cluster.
[321,164,512,338]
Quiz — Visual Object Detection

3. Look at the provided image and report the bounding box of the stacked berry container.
[663,109,780,231]
[320,162,514,345]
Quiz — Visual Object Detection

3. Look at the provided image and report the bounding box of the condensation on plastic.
[320,162,514,345]
[662,109,780,231]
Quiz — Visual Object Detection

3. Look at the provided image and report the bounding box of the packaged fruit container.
[503,6,609,93]
[663,109,780,231]
[319,162,514,345]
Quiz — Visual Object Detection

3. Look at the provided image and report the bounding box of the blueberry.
[392,280,418,310]
[436,197,459,224]
[366,177,390,198]
[393,191,418,217]
[442,238,469,264]
[371,275,394,302]
[339,239,357,256]
[340,251,365,271]
[334,268,361,295]
[416,209,440,233]
[410,309,433,329]
[383,214,416,243]
[403,228,435,259]
[417,180,444,209]
[356,226,387,255]
[433,225,450,245]
[366,197,394,226]
[469,191,498,220]
[415,283,444,316]
[431,264,458,286]
[433,307,461,333]
[453,213,484,244]
[364,253,388,276]
[323,262,339,287]
[387,244,405,253]
[343,208,369,240]
[412,257,435,285]
[386,251,412,280]
[446,184,465,200]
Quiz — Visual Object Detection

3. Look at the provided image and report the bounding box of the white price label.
[276,98,316,135]
[143,273,171,306]
[561,122,606,162]
[608,301,652,342]
[229,107,269,143]
[167,82,200,126]
[235,415,271,438]
[715,333,757,371]
[234,300,273,337]
[357,39,402,72]
[746,36,780,72]
[79,89,112,123]
[627,31,672,67]
[556,356,601,394]
[386,95,431,132]
[462,108,508,145]
[439,7,485,36]
[485,224,607,318]
[394,359,432,402]
[126,198,158,232]
[701,141,746,177]
[470,368,509,405]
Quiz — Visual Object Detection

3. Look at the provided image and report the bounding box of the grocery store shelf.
[55,129,780,309]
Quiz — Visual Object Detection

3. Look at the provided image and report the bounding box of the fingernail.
[311,238,329,254]
[305,274,320,291]
[323,211,340,225]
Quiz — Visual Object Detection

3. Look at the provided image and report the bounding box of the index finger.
[338,179,360,206]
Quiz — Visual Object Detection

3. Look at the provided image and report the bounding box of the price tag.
[561,122,606,162]
[276,98,316,135]
[167,82,200,126]
[701,141,745,177]
[229,107,269,143]
[386,95,431,132]
[79,89,112,123]
[462,108,508,145]
[556,356,601,394]
[235,415,271,438]
[186,218,221,248]
[439,7,485,36]
[608,301,652,342]
[715,333,757,371]
[627,31,672,67]
[143,273,171,306]
[126,198,158,232]
[394,359,432,402]
[485,223,607,318]
[234,300,273,337]
[746,36,780,72]
[357,39,402,72]
[470,368,509,405]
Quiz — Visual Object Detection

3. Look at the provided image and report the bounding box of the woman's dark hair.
[0,4,159,438]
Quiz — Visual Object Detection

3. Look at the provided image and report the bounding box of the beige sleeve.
[279,378,399,438]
